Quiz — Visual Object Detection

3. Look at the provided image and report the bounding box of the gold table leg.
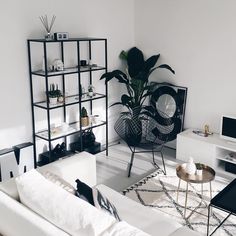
[176,179,181,203]
[209,181,212,200]
[184,182,189,218]
[209,181,213,216]
[201,183,203,202]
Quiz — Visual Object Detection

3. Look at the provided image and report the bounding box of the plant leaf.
[127,47,145,78]
[121,94,132,105]
[119,50,128,60]
[143,54,160,73]
[112,70,129,84]
[100,70,128,84]
[148,64,175,77]
[109,102,123,107]
[157,64,175,74]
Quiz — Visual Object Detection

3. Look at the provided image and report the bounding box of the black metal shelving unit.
[27,37,108,167]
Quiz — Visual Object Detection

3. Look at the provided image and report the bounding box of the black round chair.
[114,109,175,177]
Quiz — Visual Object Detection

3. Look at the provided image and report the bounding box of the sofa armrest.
[38,151,96,188]
[0,152,96,200]
[96,184,181,236]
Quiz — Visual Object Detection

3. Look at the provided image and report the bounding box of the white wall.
[135,0,236,132]
[0,0,135,152]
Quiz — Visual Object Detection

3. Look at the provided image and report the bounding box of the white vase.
[185,157,196,175]
[88,91,93,97]
[196,169,203,175]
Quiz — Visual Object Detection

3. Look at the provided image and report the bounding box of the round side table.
[176,163,215,218]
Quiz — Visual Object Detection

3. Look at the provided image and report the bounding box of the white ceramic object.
[185,157,196,175]
[52,59,64,71]
[196,169,203,175]
[88,91,94,97]
[49,97,58,105]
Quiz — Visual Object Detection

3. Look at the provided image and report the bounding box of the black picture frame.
[150,82,188,141]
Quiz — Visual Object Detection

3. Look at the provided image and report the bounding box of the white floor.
[96,142,179,192]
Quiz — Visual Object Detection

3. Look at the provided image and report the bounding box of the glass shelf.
[32,65,106,77]
[34,93,106,110]
[35,120,106,141]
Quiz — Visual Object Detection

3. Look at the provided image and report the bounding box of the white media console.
[176,129,236,178]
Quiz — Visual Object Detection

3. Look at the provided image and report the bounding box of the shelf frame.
[28,37,109,166]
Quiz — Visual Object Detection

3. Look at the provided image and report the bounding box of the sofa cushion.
[15,170,116,236]
[75,178,121,221]
[93,188,121,221]
[75,178,95,205]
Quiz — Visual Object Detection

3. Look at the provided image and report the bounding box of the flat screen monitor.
[220,115,236,142]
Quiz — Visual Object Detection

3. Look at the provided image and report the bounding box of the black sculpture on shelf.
[114,108,174,177]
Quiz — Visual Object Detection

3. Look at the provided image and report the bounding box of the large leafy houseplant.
[100,47,175,144]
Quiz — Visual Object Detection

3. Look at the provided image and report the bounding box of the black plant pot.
[125,117,142,146]
[115,107,143,147]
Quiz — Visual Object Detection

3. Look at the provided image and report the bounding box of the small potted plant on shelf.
[195,163,204,175]
[47,83,62,105]
[81,107,89,127]
[87,84,95,97]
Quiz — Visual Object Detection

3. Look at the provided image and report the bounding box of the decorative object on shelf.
[54,32,69,41]
[150,83,187,141]
[81,129,96,148]
[51,59,64,71]
[192,130,212,137]
[39,15,56,40]
[58,94,65,103]
[80,60,87,67]
[90,115,100,124]
[53,142,66,156]
[47,83,61,104]
[185,157,196,175]
[204,124,209,135]
[81,107,89,127]
[70,129,100,154]
[193,125,213,138]
[61,122,69,132]
[204,124,213,136]
[79,84,85,98]
[100,47,175,145]
[195,163,204,175]
[87,84,95,97]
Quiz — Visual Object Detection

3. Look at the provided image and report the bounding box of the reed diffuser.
[39,15,56,40]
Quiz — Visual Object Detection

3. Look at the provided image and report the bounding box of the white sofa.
[0,152,201,236]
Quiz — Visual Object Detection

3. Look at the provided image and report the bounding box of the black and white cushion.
[75,178,121,221]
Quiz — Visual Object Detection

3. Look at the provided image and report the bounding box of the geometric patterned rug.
[123,169,236,236]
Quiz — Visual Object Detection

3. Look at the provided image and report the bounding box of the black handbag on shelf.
[80,129,96,148]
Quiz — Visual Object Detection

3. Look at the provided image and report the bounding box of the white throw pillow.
[15,170,116,236]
